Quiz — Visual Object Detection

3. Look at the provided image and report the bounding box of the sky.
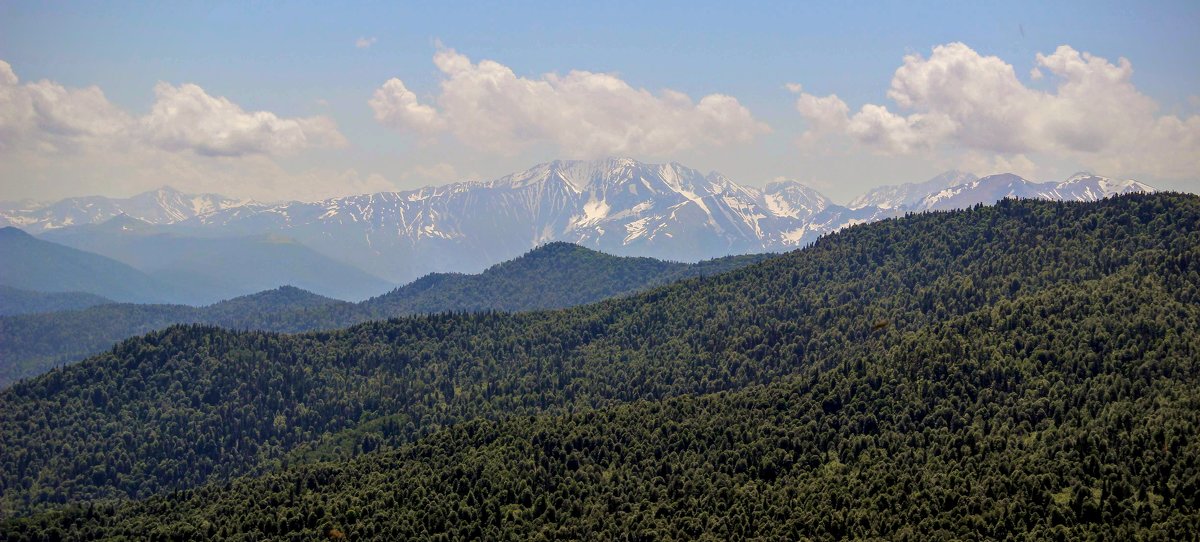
[1,0,1198,204]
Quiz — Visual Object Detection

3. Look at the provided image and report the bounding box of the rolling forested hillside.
[0,244,768,387]
[12,268,1198,540]
[0,287,349,388]
[1,194,1198,539]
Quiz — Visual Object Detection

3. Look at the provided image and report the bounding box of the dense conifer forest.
[1,194,1198,539]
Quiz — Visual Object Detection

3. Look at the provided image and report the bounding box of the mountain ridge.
[0,193,1194,533]
[18,269,1194,539]
[0,186,250,233]
[0,243,773,387]
[2,160,1157,284]
[0,227,174,303]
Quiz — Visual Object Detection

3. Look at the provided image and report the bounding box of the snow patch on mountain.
[1039,172,1155,202]
[912,172,1156,212]
[5,160,1157,285]
[850,170,978,210]
[0,186,252,233]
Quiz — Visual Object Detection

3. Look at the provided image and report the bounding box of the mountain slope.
[13,269,1196,539]
[1040,172,1157,201]
[0,227,172,303]
[40,218,394,304]
[360,242,768,315]
[181,159,878,283]
[0,287,348,388]
[0,186,249,233]
[915,172,1156,211]
[4,161,1159,288]
[0,287,112,317]
[849,169,978,209]
[0,244,772,387]
[0,193,1194,520]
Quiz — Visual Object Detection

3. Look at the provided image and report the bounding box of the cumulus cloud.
[0,60,132,152]
[370,47,770,156]
[369,78,446,135]
[0,59,346,157]
[793,43,1200,178]
[141,82,346,156]
[355,37,377,49]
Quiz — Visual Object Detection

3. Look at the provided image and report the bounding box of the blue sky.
[1,1,1197,202]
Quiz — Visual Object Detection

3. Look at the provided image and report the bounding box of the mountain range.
[38,218,393,303]
[1,193,1195,538]
[0,226,392,305]
[0,227,175,303]
[0,187,248,233]
[910,172,1156,212]
[0,243,771,387]
[0,159,1157,287]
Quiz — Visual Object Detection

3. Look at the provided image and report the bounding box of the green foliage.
[7,268,1200,540]
[0,194,1198,538]
[360,242,768,315]
[0,287,348,387]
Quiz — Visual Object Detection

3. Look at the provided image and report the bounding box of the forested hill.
[0,287,350,388]
[14,269,1199,539]
[359,242,768,315]
[1,194,1198,537]
[0,244,768,387]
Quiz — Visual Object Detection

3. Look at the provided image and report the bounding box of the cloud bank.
[0,60,346,157]
[371,47,770,156]
[0,59,370,201]
[792,43,1200,178]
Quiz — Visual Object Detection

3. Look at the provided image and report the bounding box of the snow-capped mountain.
[917,173,1045,211]
[1039,172,1156,202]
[849,170,978,210]
[3,160,1158,286]
[913,172,1155,212]
[183,159,863,282]
[0,186,252,233]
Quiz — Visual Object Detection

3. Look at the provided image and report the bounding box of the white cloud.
[0,59,359,202]
[355,37,377,49]
[794,43,1200,178]
[141,82,346,156]
[370,47,770,156]
[792,93,846,134]
[370,78,446,135]
[0,59,346,158]
[0,60,132,153]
